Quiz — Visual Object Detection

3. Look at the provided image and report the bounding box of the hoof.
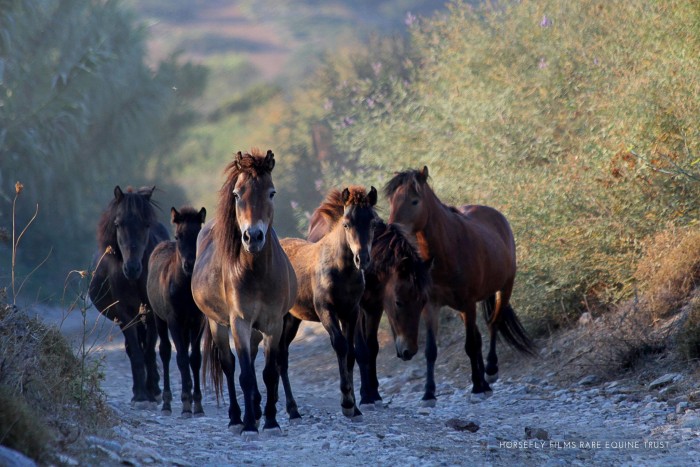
[350,413,364,423]
[194,411,205,418]
[485,372,499,384]
[469,391,492,403]
[263,427,284,437]
[131,400,150,410]
[375,400,386,409]
[420,398,437,408]
[288,415,302,425]
[161,409,172,416]
[359,403,376,412]
[181,411,193,419]
[241,430,259,441]
[154,393,163,404]
[228,423,243,434]
[342,406,356,417]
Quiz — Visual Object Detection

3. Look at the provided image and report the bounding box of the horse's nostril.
[242,231,250,242]
[255,230,263,242]
[402,349,413,361]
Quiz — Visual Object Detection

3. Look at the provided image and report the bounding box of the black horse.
[89,186,169,407]
[147,206,207,417]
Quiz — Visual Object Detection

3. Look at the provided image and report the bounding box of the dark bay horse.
[385,166,535,404]
[306,191,432,409]
[279,186,378,421]
[191,149,297,437]
[147,206,207,417]
[89,186,170,407]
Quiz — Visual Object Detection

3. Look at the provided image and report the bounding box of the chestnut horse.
[279,186,378,421]
[147,206,207,417]
[89,186,169,407]
[385,166,535,404]
[192,149,297,436]
[306,191,432,409]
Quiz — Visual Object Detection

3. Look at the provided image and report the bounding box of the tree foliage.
[0,0,206,285]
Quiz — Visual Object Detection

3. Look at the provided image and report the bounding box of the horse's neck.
[324,222,355,271]
[230,232,275,278]
[417,193,460,263]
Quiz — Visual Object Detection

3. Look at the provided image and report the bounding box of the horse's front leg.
[462,301,492,402]
[231,317,259,436]
[421,302,439,407]
[155,315,172,415]
[120,320,149,407]
[171,321,194,417]
[206,319,242,429]
[364,307,383,407]
[189,320,205,416]
[279,313,302,421]
[143,311,161,403]
[317,302,362,420]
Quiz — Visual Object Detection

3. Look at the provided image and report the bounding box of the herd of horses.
[88,148,535,437]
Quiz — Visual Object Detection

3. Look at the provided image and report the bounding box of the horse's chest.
[326,268,364,307]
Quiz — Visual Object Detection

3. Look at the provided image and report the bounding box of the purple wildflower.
[405,11,417,27]
[540,15,552,28]
[372,62,382,76]
[323,99,333,111]
[290,201,299,210]
[538,57,548,69]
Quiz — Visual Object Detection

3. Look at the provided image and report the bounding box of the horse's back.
[457,204,516,259]
[146,240,177,321]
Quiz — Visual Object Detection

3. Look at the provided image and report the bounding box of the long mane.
[384,168,460,214]
[367,222,431,299]
[96,187,158,260]
[214,149,274,260]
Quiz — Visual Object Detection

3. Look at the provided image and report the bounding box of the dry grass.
[635,226,700,320]
[0,294,113,462]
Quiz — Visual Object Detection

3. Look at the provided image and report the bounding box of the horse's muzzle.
[395,337,417,361]
[354,251,370,271]
[123,261,143,280]
[242,227,265,253]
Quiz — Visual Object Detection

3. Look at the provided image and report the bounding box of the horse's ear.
[341,187,351,205]
[143,186,155,201]
[170,207,180,224]
[423,256,435,271]
[234,151,243,169]
[368,186,378,206]
[398,256,411,274]
[199,207,207,224]
[419,166,429,181]
[114,185,124,201]
[265,149,275,172]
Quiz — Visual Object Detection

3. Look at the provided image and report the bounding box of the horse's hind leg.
[482,294,499,384]
[421,303,439,407]
[156,316,172,415]
[249,330,264,424]
[190,319,205,416]
[230,318,259,436]
[462,301,492,402]
[279,314,302,421]
[356,307,383,409]
[121,321,149,407]
[262,332,282,435]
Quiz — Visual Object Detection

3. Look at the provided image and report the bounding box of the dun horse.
[89,186,169,407]
[147,206,207,417]
[192,149,297,436]
[306,191,432,409]
[279,186,378,421]
[385,166,535,404]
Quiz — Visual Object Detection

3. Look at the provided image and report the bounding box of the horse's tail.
[482,293,537,356]
[202,323,224,405]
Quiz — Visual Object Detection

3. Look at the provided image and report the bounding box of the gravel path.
[41,306,700,466]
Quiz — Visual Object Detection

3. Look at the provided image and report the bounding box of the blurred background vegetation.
[1,0,699,338]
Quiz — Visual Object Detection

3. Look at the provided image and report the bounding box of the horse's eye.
[114,220,120,227]
[343,222,350,230]
[232,191,240,200]
[270,190,276,199]
[174,235,179,241]
[395,300,404,308]
[411,200,419,206]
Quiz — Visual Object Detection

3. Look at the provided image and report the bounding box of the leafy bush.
[276,0,700,335]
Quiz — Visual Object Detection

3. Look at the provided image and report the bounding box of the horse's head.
[110,185,158,280]
[341,186,378,270]
[172,206,206,275]
[385,166,430,234]
[370,223,432,361]
[217,149,277,256]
